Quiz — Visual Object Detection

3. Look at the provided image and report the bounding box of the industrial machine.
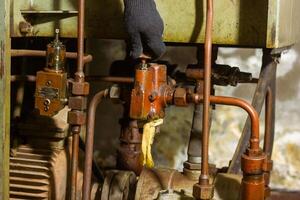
[1,0,300,199]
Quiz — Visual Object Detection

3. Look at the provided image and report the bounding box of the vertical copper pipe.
[263,87,273,198]
[70,0,86,199]
[200,0,213,184]
[263,87,272,156]
[82,90,108,200]
[76,0,85,81]
[70,126,80,200]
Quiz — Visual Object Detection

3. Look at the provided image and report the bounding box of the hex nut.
[68,96,87,110]
[174,88,188,106]
[193,183,214,199]
[71,81,90,96]
[184,161,202,170]
[241,153,266,174]
[67,110,86,125]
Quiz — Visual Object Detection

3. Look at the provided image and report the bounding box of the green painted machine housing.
[11,0,300,48]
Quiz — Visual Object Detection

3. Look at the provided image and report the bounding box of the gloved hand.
[123,0,166,59]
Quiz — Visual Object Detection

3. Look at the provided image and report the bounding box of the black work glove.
[123,0,166,59]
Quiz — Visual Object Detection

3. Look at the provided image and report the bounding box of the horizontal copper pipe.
[10,75,134,84]
[192,95,260,151]
[11,75,36,82]
[86,76,134,83]
[11,49,93,64]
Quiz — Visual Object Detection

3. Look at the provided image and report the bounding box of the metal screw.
[44,99,51,106]
[44,106,49,111]
[46,80,52,86]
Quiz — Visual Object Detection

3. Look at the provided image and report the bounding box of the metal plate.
[11,0,300,48]
[0,0,10,199]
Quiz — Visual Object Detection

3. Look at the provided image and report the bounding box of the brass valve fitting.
[240,148,267,200]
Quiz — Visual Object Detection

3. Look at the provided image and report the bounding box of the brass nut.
[241,153,266,174]
[174,88,188,106]
[71,81,90,96]
[68,96,87,110]
[68,110,86,125]
[193,183,214,199]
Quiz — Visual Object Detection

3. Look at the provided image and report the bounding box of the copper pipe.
[192,95,260,151]
[11,49,93,64]
[70,0,87,198]
[11,75,36,82]
[263,87,272,157]
[82,89,108,200]
[200,0,213,184]
[70,126,80,200]
[76,0,85,81]
[262,86,273,200]
[10,75,134,84]
[86,76,134,83]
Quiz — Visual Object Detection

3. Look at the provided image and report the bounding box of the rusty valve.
[35,29,68,116]
[130,63,173,120]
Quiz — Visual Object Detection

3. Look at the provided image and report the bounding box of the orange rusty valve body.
[130,63,172,120]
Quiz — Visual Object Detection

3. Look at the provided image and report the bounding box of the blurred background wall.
[86,40,300,190]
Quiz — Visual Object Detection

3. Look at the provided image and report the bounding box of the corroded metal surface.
[130,63,171,120]
[0,0,10,199]
[9,145,61,199]
[11,0,300,47]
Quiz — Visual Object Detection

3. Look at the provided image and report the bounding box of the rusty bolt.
[19,21,33,35]
[68,110,86,125]
[193,183,214,199]
[71,81,90,96]
[174,88,188,106]
[68,96,87,110]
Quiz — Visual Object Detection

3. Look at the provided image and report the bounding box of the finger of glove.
[144,34,166,59]
[128,32,143,59]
